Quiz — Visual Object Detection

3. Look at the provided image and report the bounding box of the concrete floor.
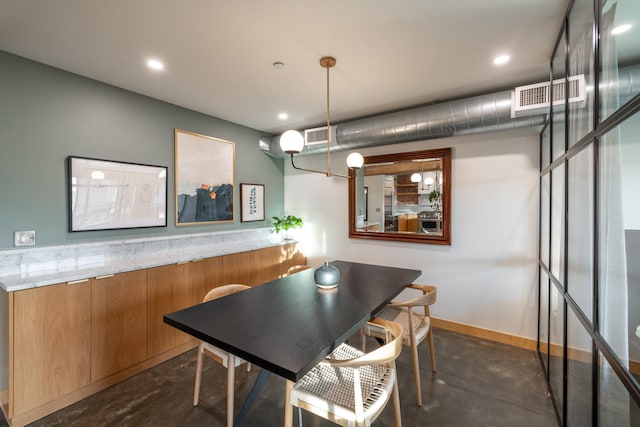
[5,328,558,426]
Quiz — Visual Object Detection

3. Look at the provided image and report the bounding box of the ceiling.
[0,0,571,135]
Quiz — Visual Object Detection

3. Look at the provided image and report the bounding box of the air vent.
[304,126,337,147]
[511,74,586,117]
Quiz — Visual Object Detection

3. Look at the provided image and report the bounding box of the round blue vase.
[314,261,340,289]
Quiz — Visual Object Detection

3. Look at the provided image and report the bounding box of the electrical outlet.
[14,230,36,247]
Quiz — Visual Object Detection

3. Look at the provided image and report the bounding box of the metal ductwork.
[260,64,640,159]
[335,90,544,151]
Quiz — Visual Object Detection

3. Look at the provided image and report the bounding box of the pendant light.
[280,56,363,178]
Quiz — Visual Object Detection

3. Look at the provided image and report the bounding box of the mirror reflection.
[349,148,451,244]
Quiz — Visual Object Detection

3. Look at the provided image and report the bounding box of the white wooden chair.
[288,318,404,427]
[362,284,437,407]
[193,284,251,427]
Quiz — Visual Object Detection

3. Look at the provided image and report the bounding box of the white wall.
[621,116,640,230]
[284,129,541,340]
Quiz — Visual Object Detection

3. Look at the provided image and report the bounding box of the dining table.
[164,259,421,426]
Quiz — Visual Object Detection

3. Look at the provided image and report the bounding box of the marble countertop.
[0,228,288,292]
[356,222,380,230]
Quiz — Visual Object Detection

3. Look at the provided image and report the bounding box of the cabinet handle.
[67,278,89,285]
[95,274,115,280]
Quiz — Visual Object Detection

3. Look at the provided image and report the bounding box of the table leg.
[284,380,294,427]
[233,368,271,427]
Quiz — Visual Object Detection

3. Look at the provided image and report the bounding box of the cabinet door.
[91,270,147,382]
[222,251,252,285]
[12,281,91,415]
[147,263,194,357]
[190,257,223,306]
[250,246,282,284]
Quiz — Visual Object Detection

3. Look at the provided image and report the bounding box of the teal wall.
[0,51,284,250]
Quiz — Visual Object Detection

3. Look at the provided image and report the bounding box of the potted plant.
[428,189,441,219]
[272,214,303,240]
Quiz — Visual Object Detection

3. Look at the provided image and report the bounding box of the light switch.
[14,230,36,247]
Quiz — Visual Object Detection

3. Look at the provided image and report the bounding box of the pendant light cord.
[325,60,332,177]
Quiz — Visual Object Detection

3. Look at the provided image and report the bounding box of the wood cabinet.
[11,280,91,415]
[222,243,303,285]
[91,270,147,382]
[397,213,420,232]
[146,257,224,358]
[222,246,281,285]
[190,256,223,305]
[5,243,304,427]
[147,263,194,357]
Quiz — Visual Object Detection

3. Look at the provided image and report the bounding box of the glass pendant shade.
[346,152,364,169]
[411,173,421,183]
[280,130,304,154]
[424,176,434,186]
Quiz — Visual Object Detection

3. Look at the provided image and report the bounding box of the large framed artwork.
[175,129,235,225]
[240,183,265,222]
[68,156,168,231]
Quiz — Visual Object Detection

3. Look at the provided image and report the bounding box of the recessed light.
[611,24,632,35]
[147,59,165,71]
[278,113,288,120]
[493,54,510,65]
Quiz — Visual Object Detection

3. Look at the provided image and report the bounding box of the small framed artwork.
[240,183,265,222]
[175,129,235,225]
[68,156,168,231]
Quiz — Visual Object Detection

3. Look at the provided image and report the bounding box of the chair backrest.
[324,318,403,369]
[390,284,437,308]
[203,284,250,303]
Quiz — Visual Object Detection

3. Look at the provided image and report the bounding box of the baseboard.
[431,317,537,351]
[432,318,640,376]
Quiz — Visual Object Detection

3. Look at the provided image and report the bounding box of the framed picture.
[68,156,168,232]
[175,129,235,225]
[240,183,265,222]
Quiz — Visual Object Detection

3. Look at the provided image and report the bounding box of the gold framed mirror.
[349,148,451,245]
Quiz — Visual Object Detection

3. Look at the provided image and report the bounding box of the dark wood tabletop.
[164,260,421,382]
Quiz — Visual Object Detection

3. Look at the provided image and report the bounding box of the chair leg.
[226,355,236,427]
[410,338,422,406]
[407,316,422,407]
[427,328,437,372]
[284,380,294,427]
[392,371,402,427]
[193,344,204,406]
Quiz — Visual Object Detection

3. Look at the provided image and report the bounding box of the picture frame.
[68,156,168,232]
[240,183,265,222]
[175,129,235,225]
